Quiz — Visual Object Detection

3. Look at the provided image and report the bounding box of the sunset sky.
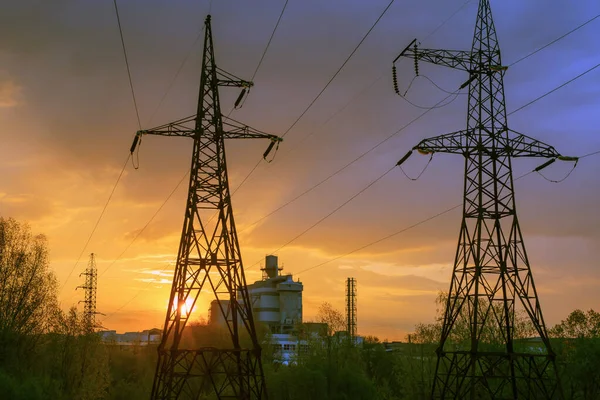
[1,0,599,341]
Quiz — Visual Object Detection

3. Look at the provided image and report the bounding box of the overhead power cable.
[508,14,600,67]
[62,0,144,295]
[509,61,600,115]
[237,29,600,238]
[98,171,189,278]
[230,0,474,197]
[60,154,130,294]
[260,165,396,257]
[250,0,290,82]
[97,1,292,284]
[294,147,600,276]
[281,0,395,138]
[146,27,205,126]
[243,53,600,270]
[102,145,600,317]
[280,0,473,158]
[102,263,173,321]
[229,0,397,197]
[113,0,142,130]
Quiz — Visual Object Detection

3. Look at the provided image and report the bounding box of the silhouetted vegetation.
[1,217,599,398]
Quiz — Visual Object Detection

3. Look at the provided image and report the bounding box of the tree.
[44,307,109,399]
[550,309,600,399]
[317,302,345,336]
[550,309,600,339]
[0,217,58,364]
[408,291,535,345]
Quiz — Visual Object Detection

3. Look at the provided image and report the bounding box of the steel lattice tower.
[130,15,280,400]
[77,253,99,333]
[395,1,569,398]
[346,277,357,340]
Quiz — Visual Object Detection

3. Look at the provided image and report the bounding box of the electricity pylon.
[130,15,280,400]
[346,277,357,340]
[77,253,99,333]
[395,1,574,398]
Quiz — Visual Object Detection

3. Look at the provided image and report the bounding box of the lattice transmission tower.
[130,15,281,400]
[394,1,575,398]
[346,277,357,340]
[77,253,100,333]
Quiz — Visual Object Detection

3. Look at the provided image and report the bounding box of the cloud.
[0,76,21,107]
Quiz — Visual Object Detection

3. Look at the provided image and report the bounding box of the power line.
[509,61,600,115]
[102,264,173,321]
[227,0,477,201]
[242,48,600,272]
[508,14,600,67]
[60,154,130,294]
[146,27,205,126]
[280,0,396,138]
[62,1,144,294]
[250,0,290,82]
[98,171,189,278]
[294,155,589,276]
[262,165,396,257]
[239,89,460,237]
[296,203,462,276]
[237,22,600,239]
[113,0,142,129]
[421,0,473,42]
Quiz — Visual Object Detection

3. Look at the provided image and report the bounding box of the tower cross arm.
[222,116,282,142]
[412,129,471,156]
[135,115,198,139]
[216,67,254,88]
[394,39,473,72]
[408,129,567,159]
[505,129,561,158]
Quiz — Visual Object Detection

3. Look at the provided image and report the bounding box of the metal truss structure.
[395,1,570,398]
[77,253,99,333]
[131,15,280,400]
[346,277,357,340]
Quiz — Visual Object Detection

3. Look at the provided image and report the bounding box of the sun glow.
[170,294,196,318]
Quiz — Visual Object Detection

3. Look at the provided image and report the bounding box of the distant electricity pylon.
[394,0,576,398]
[346,277,357,340]
[77,253,100,333]
[130,15,280,400]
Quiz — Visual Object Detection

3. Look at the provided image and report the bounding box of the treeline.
[1,217,599,399]
[0,217,155,399]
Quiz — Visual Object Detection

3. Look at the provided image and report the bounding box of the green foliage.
[0,217,58,365]
[1,218,599,399]
[408,291,535,346]
[550,309,600,399]
[550,309,600,339]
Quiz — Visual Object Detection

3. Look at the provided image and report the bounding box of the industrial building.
[209,255,313,364]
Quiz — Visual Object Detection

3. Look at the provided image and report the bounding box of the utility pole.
[77,253,99,334]
[345,277,357,341]
[130,15,281,400]
[394,1,574,398]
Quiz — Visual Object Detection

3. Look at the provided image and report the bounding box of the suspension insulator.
[130,131,141,153]
[263,140,277,160]
[234,88,247,108]
[413,44,419,76]
[557,155,578,162]
[460,74,477,89]
[396,150,413,166]
[534,158,556,172]
[392,65,399,94]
